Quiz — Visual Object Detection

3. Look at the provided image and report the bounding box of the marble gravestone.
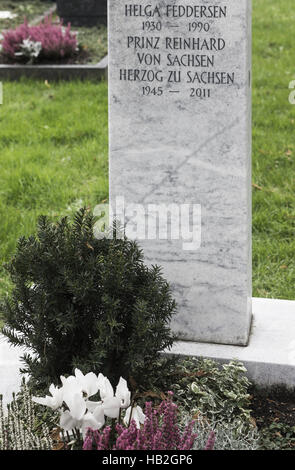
[108,0,252,346]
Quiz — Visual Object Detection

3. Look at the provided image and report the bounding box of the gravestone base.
[1,299,294,410]
[166,297,295,388]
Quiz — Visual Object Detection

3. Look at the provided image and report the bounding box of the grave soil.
[251,387,295,428]
[251,387,295,449]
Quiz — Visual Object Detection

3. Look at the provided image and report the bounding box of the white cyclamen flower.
[63,390,86,421]
[100,376,131,419]
[15,38,42,59]
[60,406,105,438]
[115,377,131,409]
[74,368,101,398]
[124,405,146,429]
[103,396,122,419]
[0,11,17,20]
[33,371,131,437]
[99,376,114,400]
[32,383,64,410]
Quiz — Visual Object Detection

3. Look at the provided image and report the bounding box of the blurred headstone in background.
[57,0,107,27]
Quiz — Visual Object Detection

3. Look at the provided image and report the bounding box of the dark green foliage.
[258,422,295,450]
[1,209,177,391]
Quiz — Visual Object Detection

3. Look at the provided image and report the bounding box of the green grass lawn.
[0,79,108,298]
[252,0,295,299]
[0,0,53,29]
[0,0,294,319]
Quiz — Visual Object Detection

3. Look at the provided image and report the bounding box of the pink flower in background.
[1,16,78,62]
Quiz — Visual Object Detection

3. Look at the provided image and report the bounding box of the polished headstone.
[109,0,252,345]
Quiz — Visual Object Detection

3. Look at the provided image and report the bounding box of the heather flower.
[1,16,78,63]
[83,393,211,451]
[0,383,53,450]
[204,431,216,450]
[83,427,111,450]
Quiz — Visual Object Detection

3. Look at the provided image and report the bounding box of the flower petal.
[86,400,103,412]
[81,412,102,439]
[115,377,131,408]
[63,391,86,420]
[85,372,100,397]
[123,406,145,428]
[48,384,64,408]
[103,396,121,419]
[136,405,146,424]
[60,410,79,431]
[32,396,53,408]
[100,377,114,400]
[97,373,105,389]
[123,406,131,426]
[74,369,100,398]
[93,405,105,427]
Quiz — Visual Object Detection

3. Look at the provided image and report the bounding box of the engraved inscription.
[119,2,236,98]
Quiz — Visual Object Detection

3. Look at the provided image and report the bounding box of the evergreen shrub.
[1,209,177,391]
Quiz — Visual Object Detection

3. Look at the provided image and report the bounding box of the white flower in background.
[15,38,42,60]
[0,11,18,20]
[32,383,63,410]
[124,405,146,429]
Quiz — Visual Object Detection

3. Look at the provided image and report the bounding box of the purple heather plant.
[83,392,215,451]
[1,16,77,62]
[204,431,216,450]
